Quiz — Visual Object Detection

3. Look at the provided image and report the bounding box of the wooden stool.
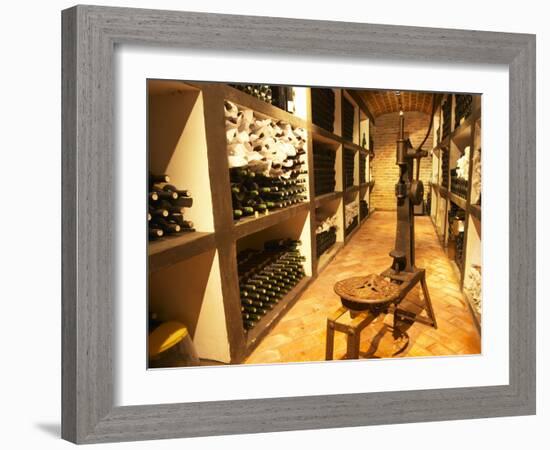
[325,306,375,360]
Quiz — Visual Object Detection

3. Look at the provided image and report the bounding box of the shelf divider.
[232,202,310,240]
[448,191,468,210]
[469,204,481,222]
[314,191,343,208]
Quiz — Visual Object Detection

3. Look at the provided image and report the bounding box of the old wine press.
[327,110,437,359]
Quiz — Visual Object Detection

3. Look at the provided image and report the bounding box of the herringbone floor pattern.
[245,211,481,364]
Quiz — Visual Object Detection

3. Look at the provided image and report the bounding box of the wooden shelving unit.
[149,232,216,274]
[345,185,360,193]
[232,202,310,240]
[314,191,343,208]
[429,93,482,331]
[469,203,481,222]
[148,81,376,364]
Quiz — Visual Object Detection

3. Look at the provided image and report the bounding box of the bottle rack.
[342,95,355,142]
[359,152,366,184]
[429,93,482,332]
[343,148,356,189]
[315,197,344,273]
[148,80,375,364]
[313,141,337,196]
[311,88,336,133]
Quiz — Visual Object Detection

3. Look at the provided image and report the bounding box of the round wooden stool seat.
[334,274,401,312]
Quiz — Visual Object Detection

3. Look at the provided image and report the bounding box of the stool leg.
[326,320,335,360]
[420,273,438,329]
[346,330,360,360]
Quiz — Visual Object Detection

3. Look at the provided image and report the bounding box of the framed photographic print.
[62,5,536,444]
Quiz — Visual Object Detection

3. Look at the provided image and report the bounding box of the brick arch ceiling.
[358,90,434,117]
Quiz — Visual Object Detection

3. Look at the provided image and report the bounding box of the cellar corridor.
[245,211,481,364]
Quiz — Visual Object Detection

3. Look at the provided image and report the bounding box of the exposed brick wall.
[371,111,433,211]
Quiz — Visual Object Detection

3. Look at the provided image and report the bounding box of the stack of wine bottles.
[229,84,296,113]
[448,202,465,269]
[230,168,307,220]
[237,239,305,331]
[464,264,482,314]
[442,97,452,139]
[344,201,359,236]
[148,173,195,240]
[344,149,355,189]
[316,227,337,258]
[360,199,369,219]
[270,86,296,114]
[225,100,308,220]
[313,143,336,196]
[230,84,273,104]
[315,214,338,258]
[359,153,366,184]
[441,149,450,189]
[450,169,468,199]
[342,96,355,142]
[311,88,335,132]
[454,94,473,128]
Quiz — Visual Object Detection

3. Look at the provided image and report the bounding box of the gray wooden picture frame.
[61,4,536,444]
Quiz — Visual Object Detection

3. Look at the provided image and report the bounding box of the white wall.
[0,0,546,449]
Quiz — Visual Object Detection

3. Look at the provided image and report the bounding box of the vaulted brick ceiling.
[358,90,434,117]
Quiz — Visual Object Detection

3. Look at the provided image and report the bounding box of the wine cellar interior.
[147,80,482,367]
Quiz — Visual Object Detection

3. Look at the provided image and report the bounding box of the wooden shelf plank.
[440,186,449,199]
[345,185,360,194]
[469,203,481,222]
[342,141,363,152]
[148,232,216,273]
[448,191,468,210]
[233,202,310,239]
[451,115,473,149]
[310,124,342,146]
[221,84,308,130]
[245,276,312,351]
[314,191,342,208]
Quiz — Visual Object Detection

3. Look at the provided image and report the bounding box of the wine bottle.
[149,207,169,218]
[172,196,193,208]
[149,228,164,239]
[152,218,182,234]
[149,173,170,184]
[163,185,192,197]
[153,190,178,201]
